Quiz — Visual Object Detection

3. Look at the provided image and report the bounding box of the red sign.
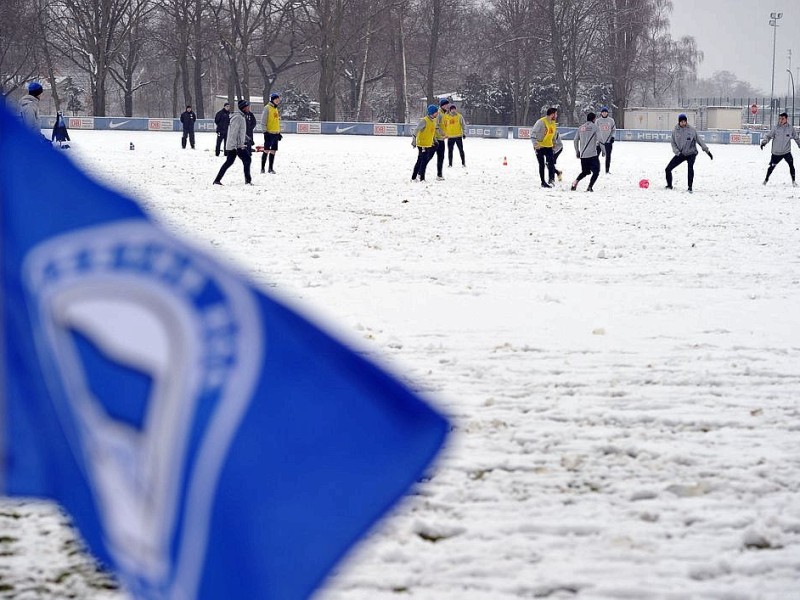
[750,104,758,115]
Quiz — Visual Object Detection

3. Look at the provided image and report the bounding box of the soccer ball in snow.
[639,179,650,189]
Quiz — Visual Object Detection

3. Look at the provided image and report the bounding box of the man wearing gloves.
[596,106,616,174]
[213,100,253,186]
[760,112,800,186]
[664,113,712,193]
[571,112,602,192]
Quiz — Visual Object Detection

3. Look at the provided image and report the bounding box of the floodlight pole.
[788,69,796,127]
[769,12,783,128]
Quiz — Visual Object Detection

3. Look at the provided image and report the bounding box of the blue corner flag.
[0,104,448,599]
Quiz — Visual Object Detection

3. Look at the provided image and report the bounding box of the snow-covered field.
[2,130,800,599]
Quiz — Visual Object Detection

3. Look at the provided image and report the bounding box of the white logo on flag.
[22,221,262,599]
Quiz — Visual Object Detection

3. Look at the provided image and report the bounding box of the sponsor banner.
[729,132,753,144]
[321,122,376,135]
[96,118,149,131]
[297,122,322,134]
[195,119,216,132]
[466,126,508,139]
[618,129,760,145]
[517,127,532,139]
[374,123,398,136]
[148,119,174,131]
[68,117,95,130]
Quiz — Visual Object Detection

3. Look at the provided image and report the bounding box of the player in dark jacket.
[214,102,231,157]
[180,105,196,149]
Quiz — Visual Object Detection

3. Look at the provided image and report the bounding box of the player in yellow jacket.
[443,104,466,167]
[412,105,442,182]
[260,92,282,174]
[531,107,559,188]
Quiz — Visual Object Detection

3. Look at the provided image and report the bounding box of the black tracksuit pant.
[601,140,613,172]
[447,137,465,166]
[412,146,436,181]
[214,148,252,184]
[765,152,795,181]
[665,153,696,189]
[535,147,556,185]
[575,156,600,189]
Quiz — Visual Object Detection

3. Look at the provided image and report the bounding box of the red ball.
[639,179,650,189]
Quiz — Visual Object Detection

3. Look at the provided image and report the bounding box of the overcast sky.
[669,0,800,96]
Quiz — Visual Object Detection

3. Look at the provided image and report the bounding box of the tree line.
[0,0,702,126]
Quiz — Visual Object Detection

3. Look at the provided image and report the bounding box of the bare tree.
[109,0,156,116]
[50,0,138,116]
[0,0,45,95]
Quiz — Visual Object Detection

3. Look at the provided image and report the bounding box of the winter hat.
[439,98,450,107]
[270,92,280,101]
[678,113,688,122]
[238,100,250,110]
[427,104,439,116]
[600,106,609,112]
[27,81,43,96]
[587,112,596,121]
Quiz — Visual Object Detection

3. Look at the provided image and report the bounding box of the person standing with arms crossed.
[261,92,282,174]
[531,107,558,188]
[180,105,196,149]
[443,104,467,168]
[760,112,800,186]
[596,106,616,174]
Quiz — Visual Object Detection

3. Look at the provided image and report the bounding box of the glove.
[411,137,417,148]
[462,134,466,139]
[705,149,713,160]
[760,141,766,150]
[277,133,283,141]
[609,136,614,143]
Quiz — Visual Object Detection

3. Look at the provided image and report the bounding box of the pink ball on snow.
[639,179,650,189]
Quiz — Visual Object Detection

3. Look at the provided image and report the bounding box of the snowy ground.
[2,130,800,599]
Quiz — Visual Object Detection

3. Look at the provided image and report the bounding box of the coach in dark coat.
[180,105,196,149]
[214,102,231,157]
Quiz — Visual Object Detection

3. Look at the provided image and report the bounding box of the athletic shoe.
[548,179,555,185]
[793,181,798,187]
[245,181,254,185]
[556,170,563,182]
[587,187,593,192]
[687,188,693,194]
[665,185,673,189]
[763,179,768,186]
[436,176,445,181]
[541,182,552,188]
[261,169,265,174]
[462,163,466,168]
[570,181,578,191]
[268,169,276,174]
[448,164,452,168]
[212,181,223,185]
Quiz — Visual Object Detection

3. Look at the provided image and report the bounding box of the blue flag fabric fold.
[0,103,448,600]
